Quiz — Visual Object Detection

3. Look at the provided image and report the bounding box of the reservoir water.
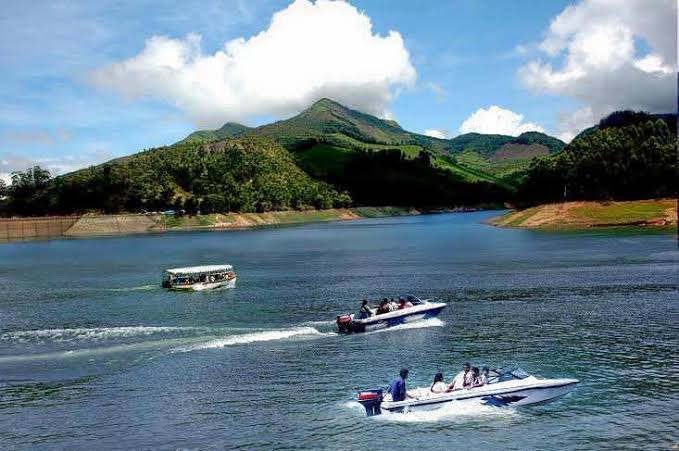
[0,211,677,450]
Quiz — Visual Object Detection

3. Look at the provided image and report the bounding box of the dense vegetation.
[1,138,348,215]
[179,122,251,144]
[447,131,565,157]
[517,111,677,204]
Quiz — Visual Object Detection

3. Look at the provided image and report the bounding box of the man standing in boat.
[389,368,417,401]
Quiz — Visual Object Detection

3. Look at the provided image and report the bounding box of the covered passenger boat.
[161,265,237,291]
[336,295,446,334]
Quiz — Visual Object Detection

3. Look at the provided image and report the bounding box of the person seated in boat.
[389,368,416,401]
[430,372,447,394]
[359,299,373,319]
[376,300,390,315]
[398,297,414,309]
[469,367,483,388]
[478,367,490,386]
[448,362,472,391]
[388,298,399,311]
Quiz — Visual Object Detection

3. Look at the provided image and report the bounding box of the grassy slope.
[152,207,418,230]
[490,199,677,229]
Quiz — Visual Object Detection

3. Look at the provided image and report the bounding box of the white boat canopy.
[165,265,233,275]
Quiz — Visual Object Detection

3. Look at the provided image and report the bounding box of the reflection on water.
[0,212,677,450]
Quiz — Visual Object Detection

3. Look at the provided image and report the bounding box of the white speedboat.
[336,295,446,334]
[357,368,578,416]
[161,265,237,291]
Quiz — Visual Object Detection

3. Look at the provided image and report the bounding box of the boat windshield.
[490,367,529,383]
[401,294,423,305]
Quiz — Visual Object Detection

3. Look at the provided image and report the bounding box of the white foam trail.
[0,326,205,342]
[175,327,332,352]
[0,337,198,363]
[373,399,521,424]
[104,284,158,292]
[370,318,445,334]
[302,320,335,326]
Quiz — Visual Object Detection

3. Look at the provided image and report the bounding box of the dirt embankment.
[64,214,157,236]
[0,207,420,241]
[490,199,677,229]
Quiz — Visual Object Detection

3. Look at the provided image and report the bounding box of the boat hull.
[338,303,446,334]
[169,277,237,291]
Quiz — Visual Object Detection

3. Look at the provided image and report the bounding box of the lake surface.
[1,212,677,450]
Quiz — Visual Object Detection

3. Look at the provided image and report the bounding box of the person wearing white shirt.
[448,362,471,390]
[430,373,448,394]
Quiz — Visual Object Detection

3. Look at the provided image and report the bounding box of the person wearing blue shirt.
[389,368,411,402]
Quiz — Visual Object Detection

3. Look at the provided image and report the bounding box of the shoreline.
[488,199,677,231]
[0,206,486,243]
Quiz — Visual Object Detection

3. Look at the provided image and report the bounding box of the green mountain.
[448,131,564,156]
[179,122,251,144]
[450,131,566,183]
[182,98,445,150]
[179,98,565,189]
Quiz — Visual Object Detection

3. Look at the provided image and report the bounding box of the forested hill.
[180,98,566,184]
[517,111,677,204]
[3,138,349,216]
[179,122,252,144]
[447,131,565,157]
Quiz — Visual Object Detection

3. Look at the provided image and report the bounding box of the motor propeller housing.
[357,389,383,416]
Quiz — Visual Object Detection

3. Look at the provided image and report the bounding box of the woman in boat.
[469,367,483,388]
[478,367,490,386]
[430,373,447,394]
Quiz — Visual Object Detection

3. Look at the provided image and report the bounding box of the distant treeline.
[517,111,677,205]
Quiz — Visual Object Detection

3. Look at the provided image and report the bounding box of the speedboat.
[356,368,578,416]
[161,265,237,291]
[336,295,446,334]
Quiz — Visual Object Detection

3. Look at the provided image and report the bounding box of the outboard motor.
[357,389,383,416]
[336,314,353,334]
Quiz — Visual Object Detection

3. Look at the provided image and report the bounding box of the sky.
[1,0,676,182]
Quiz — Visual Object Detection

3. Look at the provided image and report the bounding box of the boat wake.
[174,326,334,352]
[0,326,208,343]
[301,319,336,326]
[0,337,195,363]
[1,324,335,362]
[103,284,159,292]
[373,399,521,423]
[367,317,446,334]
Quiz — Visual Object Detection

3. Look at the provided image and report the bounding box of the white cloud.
[459,106,545,136]
[519,0,677,133]
[89,0,416,127]
[555,106,595,142]
[423,129,447,139]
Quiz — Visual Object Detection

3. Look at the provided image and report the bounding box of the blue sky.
[1,0,675,181]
